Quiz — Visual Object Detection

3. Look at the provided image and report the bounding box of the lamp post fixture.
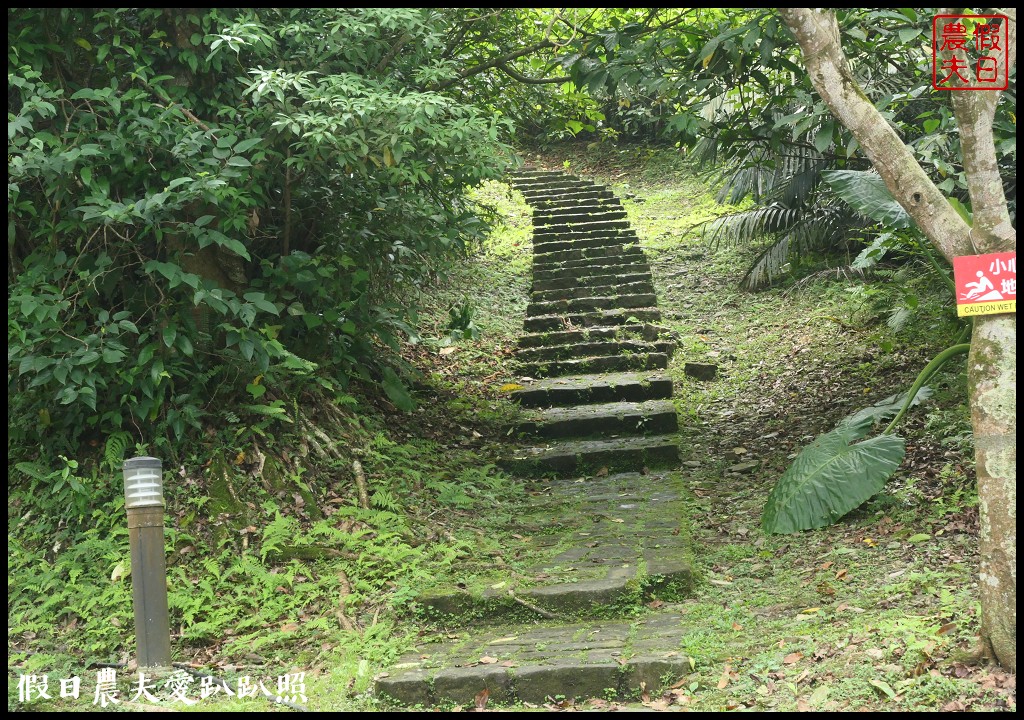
[123,456,171,667]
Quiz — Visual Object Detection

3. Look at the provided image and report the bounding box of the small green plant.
[448,300,482,341]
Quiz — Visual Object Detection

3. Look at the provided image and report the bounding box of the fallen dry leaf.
[479,656,498,664]
[717,663,733,689]
[783,652,803,665]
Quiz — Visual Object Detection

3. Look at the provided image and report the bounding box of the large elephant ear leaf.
[822,169,914,229]
[838,386,934,434]
[762,429,906,534]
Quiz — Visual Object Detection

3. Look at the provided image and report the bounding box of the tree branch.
[434,40,555,90]
[497,62,570,85]
[777,8,972,262]
[375,32,412,73]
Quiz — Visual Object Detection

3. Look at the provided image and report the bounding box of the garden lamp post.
[123,456,171,667]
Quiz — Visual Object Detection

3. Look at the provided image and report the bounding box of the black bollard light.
[123,456,171,667]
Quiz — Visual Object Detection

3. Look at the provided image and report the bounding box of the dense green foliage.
[555,8,1014,286]
[8,8,513,458]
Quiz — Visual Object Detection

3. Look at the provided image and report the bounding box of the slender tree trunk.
[779,8,1017,670]
[970,313,1017,669]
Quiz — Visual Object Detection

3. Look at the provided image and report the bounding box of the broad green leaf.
[898,28,922,44]
[381,366,416,412]
[102,348,125,364]
[822,170,913,229]
[233,137,263,153]
[762,428,906,534]
[838,387,933,433]
[813,120,834,153]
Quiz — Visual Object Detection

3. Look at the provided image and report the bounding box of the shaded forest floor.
[9,142,1014,712]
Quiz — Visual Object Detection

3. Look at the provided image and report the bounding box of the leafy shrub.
[8,8,513,460]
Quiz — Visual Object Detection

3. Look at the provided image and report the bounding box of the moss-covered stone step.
[532,191,617,209]
[510,371,673,408]
[375,612,694,706]
[516,338,674,363]
[533,200,623,220]
[518,324,669,348]
[505,435,680,477]
[511,174,592,189]
[519,352,669,378]
[531,280,656,303]
[532,271,654,293]
[411,470,692,620]
[533,208,628,227]
[532,252,646,277]
[515,399,678,439]
[526,292,658,318]
[523,307,661,332]
[532,250,643,272]
[522,188,614,204]
[519,186,602,201]
[533,229,638,248]
[510,169,565,179]
[534,218,633,239]
[533,234,638,254]
[532,264,652,285]
[512,175,594,189]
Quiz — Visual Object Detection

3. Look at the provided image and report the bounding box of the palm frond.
[702,203,802,249]
[739,204,852,290]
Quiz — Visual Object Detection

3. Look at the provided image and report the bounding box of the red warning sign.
[953,252,1016,317]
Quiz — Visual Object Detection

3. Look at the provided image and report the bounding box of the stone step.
[515,399,678,439]
[376,612,694,706]
[531,280,656,303]
[522,188,615,203]
[520,187,598,201]
[517,324,669,349]
[532,271,653,293]
[533,261,652,283]
[511,371,673,408]
[411,470,691,620]
[533,209,628,227]
[519,184,599,198]
[518,352,669,378]
[511,174,591,189]
[505,435,680,477]
[534,218,632,238]
[523,307,662,332]
[533,247,644,271]
[533,201,624,220]
[510,169,565,179]
[533,234,639,254]
[533,191,617,208]
[516,338,674,362]
[526,292,659,318]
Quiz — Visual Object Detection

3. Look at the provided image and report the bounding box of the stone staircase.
[507,170,680,478]
[375,171,693,708]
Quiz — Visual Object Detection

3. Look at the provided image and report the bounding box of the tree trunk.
[779,8,1017,670]
[970,313,1016,669]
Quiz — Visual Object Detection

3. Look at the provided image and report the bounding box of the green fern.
[103,431,132,470]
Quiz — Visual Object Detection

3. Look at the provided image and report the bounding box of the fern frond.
[103,431,132,470]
